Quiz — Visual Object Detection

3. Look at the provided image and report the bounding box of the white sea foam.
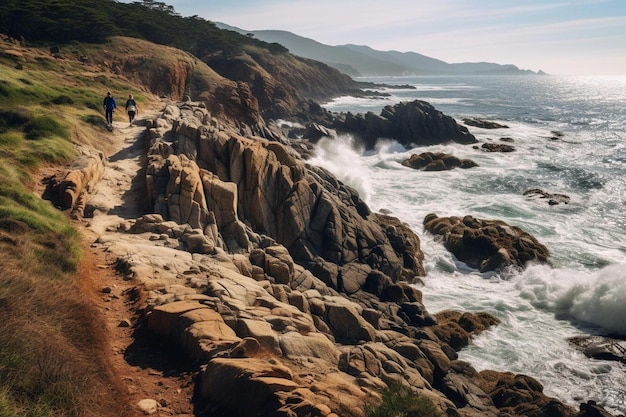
[309,75,626,414]
[308,135,373,203]
[518,264,626,336]
[276,119,304,128]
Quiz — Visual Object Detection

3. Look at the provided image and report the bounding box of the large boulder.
[402,151,478,171]
[333,100,477,149]
[476,370,578,417]
[423,213,550,272]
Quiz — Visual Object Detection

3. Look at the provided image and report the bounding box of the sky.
[144,0,626,75]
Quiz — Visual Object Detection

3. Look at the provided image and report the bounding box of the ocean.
[314,75,626,414]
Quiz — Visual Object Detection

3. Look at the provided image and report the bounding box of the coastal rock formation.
[524,188,571,205]
[84,101,606,417]
[475,142,516,152]
[402,152,478,171]
[145,101,425,285]
[463,118,509,129]
[569,336,626,364]
[423,213,550,272]
[332,100,477,149]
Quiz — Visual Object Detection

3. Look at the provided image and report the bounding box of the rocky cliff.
[23,34,614,416]
[57,99,607,417]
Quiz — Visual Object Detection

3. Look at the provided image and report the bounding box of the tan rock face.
[85,101,588,417]
[42,146,106,216]
[146,102,425,289]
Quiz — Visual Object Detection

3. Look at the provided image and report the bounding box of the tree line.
[0,0,288,57]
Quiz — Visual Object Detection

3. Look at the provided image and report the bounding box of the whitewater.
[314,75,626,414]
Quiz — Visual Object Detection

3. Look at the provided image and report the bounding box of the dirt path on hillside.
[77,110,201,417]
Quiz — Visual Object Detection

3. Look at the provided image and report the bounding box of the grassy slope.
[0,35,173,417]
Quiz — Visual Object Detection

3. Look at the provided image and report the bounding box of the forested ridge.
[0,0,288,56]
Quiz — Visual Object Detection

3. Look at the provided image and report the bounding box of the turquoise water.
[314,75,626,414]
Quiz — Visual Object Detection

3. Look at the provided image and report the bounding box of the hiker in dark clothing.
[125,94,138,126]
[103,91,116,127]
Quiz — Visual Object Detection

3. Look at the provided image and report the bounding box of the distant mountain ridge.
[217,23,542,77]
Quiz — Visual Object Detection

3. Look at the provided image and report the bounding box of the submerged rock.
[463,118,509,129]
[569,335,626,364]
[402,151,478,171]
[475,142,516,152]
[524,188,571,205]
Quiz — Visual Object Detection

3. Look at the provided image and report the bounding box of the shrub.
[82,114,104,126]
[366,382,444,417]
[23,116,69,140]
[0,109,31,132]
[51,95,75,105]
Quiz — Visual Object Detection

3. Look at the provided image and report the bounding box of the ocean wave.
[308,135,373,203]
[518,264,626,336]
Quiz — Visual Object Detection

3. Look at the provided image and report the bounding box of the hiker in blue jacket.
[103,91,116,128]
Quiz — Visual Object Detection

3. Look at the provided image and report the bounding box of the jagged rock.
[578,400,617,417]
[402,151,478,171]
[524,188,571,205]
[476,370,578,417]
[200,358,298,416]
[278,331,340,364]
[431,310,500,351]
[324,302,376,343]
[423,213,550,272]
[333,100,477,149]
[235,318,281,356]
[145,103,425,287]
[463,118,509,129]
[95,101,596,417]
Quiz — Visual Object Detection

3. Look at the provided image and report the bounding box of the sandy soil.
[76,110,201,417]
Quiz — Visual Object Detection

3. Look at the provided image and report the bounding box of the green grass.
[366,382,445,417]
[0,58,92,416]
[0,33,164,417]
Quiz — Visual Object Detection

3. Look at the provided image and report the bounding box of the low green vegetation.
[0,39,135,417]
[366,382,445,417]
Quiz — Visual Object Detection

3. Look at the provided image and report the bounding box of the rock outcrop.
[402,152,478,171]
[476,142,516,152]
[144,101,425,286]
[84,101,603,417]
[331,100,477,150]
[42,145,105,217]
[463,118,509,129]
[569,336,626,364]
[423,213,550,272]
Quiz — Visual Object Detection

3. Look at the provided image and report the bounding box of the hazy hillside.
[217,22,541,76]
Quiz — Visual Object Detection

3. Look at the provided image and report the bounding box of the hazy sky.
[149,0,626,75]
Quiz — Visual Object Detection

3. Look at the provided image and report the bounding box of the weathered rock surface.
[423,213,550,272]
[84,101,604,417]
[475,142,516,152]
[463,118,509,129]
[42,145,105,216]
[331,100,477,150]
[402,151,478,171]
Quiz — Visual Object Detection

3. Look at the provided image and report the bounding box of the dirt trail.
[78,111,200,417]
